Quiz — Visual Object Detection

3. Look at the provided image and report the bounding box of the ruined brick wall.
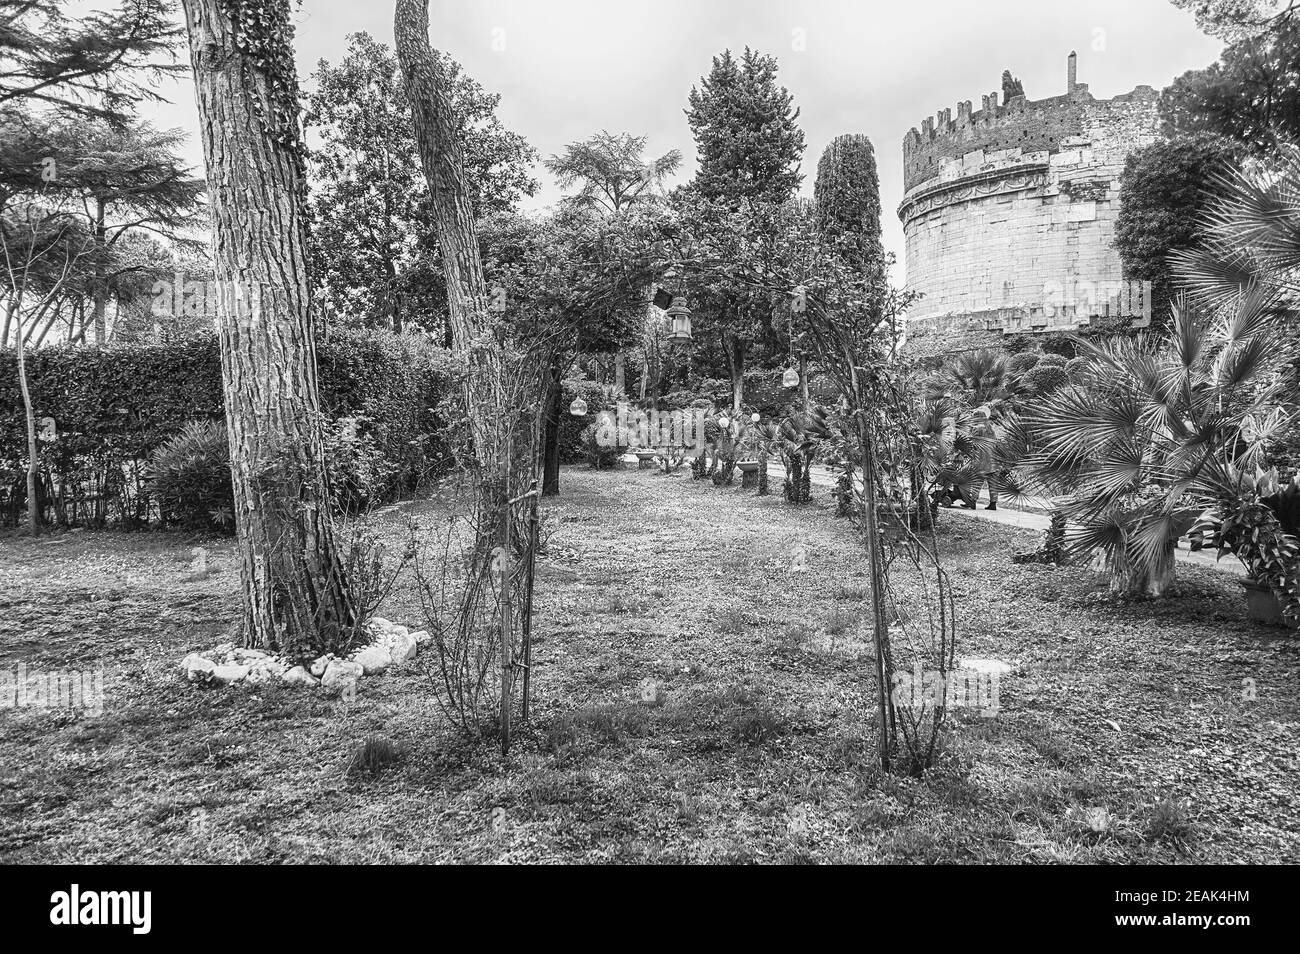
[897,55,1160,359]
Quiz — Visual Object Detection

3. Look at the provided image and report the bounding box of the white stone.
[282,666,319,688]
[387,632,418,664]
[321,659,363,697]
[959,657,1012,676]
[211,664,250,684]
[309,655,333,677]
[353,645,393,675]
[181,653,216,682]
[409,629,432,646]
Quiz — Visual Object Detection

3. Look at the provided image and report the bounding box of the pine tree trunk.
[181,0,355,654]
[397,0,523,751]
[395,0,500,452]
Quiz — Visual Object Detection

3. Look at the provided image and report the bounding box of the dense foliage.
[1115,133,1241,328]
[0,329,453,527]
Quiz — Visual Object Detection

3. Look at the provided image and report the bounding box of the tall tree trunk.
[725,333,745,414]
[92,197,107,345]
[397,0,523,750]
[12,300,39,534]
[614,349,626,394]
[1,297,13,347]
[181,0,355,654]
[542,359,562,496]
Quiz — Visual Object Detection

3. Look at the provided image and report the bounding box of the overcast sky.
[141,0,1224,271]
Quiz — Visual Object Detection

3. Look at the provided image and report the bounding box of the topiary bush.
[1039,333,1077,358]
[1064,356,1091,380]
[1006,352,1041,376]
[147,420,234,531]
[1036,352,1069,369]
[1021,364,1069,396]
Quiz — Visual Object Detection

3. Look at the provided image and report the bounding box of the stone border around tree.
[179,618,430,698]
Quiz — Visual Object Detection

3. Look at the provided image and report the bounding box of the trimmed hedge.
[0,329,453,528]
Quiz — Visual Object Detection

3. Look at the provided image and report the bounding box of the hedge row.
[0,329,454,528]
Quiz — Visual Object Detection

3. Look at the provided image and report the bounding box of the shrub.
[1002,333,1034,354]
[346,736,404,779]
[1036,352,1069,369]
[0,329,451,528]
[1039,332,1076,358]
[323,414,399,514]
[1006,352,1041,376]
[1020,364,1069,395]
[1064,356,1091,379]
[147,420,234,531]
[559,378,615,464]
[579,422,621,469]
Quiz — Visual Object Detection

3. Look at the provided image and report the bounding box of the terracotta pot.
[1241,579,1298,630]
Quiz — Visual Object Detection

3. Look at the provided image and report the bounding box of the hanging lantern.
[569,397,588,416]
[665,295,693,342]
[782,366,800,388]
[718,416,730,429]
[750,413,760,423]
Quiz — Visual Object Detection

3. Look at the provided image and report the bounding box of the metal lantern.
[569,397,588,416]
[665,295,693,342]
[782,366,800,388]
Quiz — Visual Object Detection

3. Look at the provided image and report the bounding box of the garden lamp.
[666,295,693,342]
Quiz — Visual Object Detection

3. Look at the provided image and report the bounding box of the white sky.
[136,0,1224,272]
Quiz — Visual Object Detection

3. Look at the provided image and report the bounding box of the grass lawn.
[1,465,1297,863]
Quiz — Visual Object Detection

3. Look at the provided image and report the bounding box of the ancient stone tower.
[898,53,1161,358]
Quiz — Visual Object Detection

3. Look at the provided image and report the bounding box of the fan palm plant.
[1020,148,1300,598]
[1021,293,1297,596]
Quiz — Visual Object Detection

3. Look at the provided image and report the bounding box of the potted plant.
[752,421,782,496]
[1198,472,1300,630]
[734,414,764,489]
[711,413,740,486]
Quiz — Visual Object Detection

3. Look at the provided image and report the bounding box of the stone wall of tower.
[897,58,1161,360]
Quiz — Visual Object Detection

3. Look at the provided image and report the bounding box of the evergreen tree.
[686,48,805,206]
[1115,133,1240,327]
[0,0,182,122]
[684,47,805,411]
[1160,16,1300,154]
[813,133,883,269]
[306,31,537,333]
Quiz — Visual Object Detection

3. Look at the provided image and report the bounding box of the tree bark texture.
[181,0,355,654]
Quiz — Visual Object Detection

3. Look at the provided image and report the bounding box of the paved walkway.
[761,459,1247,578]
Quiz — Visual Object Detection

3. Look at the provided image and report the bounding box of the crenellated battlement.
[902,53,1156,191]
